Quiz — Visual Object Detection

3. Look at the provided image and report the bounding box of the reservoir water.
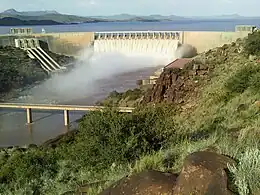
[1,20,258,147]
[0,20,260,34]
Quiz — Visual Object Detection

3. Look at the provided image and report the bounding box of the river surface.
[0,66,160,147]
[1,20,258,147]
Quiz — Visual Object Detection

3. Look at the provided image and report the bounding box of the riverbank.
[1,32,260,194]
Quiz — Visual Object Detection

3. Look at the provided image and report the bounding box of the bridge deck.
[0,103,134,112]
[0,103,134,125]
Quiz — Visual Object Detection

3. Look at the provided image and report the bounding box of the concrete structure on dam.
[14,38,65,72]
[0,25,255,58]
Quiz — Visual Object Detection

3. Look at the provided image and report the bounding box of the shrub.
[69,104,177,170]
[228,148,260,195]
[244,31,260,56]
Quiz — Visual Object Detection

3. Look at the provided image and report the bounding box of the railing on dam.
[0,103,134,126]
[94,31,181,40]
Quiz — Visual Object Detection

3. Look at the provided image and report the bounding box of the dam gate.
[94,31,181,40]
[94,31,182,64]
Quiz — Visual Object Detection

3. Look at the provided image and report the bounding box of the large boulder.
[99,170,177,195]
[173,151,235,195]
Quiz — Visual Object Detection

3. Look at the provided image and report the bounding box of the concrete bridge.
[0,103,134,126]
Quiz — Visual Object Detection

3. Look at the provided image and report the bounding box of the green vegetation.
[1,35,260,195]
[0,46,47,94]
[97,88,145,107]
[244,30,260,56]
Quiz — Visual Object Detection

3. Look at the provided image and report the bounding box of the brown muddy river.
[0,66,160,147]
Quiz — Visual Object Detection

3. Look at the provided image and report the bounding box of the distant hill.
[93,14,188,21]
[0,9,101,24]
[1,9,260,26]
[2,9,59,16]
[0,17,62,26]
[0,9,190,25]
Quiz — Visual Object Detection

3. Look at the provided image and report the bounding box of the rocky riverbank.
[0,46,75,100]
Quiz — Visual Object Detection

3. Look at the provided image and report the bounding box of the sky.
[0,0,260,17]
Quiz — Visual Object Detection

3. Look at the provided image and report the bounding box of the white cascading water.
[94,39,180,64]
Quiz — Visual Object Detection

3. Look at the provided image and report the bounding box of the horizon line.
[1,9,260,18]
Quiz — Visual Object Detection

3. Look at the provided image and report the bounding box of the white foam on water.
[11,46,175,104]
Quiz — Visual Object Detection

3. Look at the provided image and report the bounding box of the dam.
[94,31,181,63]
[0,25,255,62]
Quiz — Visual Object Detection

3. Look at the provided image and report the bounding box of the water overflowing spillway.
[93,31,181,64]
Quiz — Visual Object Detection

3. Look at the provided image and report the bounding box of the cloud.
[77,0,97,7]
[89,0,96,5]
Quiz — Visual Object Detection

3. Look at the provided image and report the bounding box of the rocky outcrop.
[99,170,177,195]
[142,38,245,105]
[173,151,235,195]
[98,151,235,195]
[142,61,209,104]
[0,46,75,97]
[0,46,47,94]
[45,49,75,66]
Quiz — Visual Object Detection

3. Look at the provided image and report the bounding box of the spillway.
[14,38,65,73]
[94,31,181,64]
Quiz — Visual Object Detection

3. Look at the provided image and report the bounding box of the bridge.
[0,103,134,126]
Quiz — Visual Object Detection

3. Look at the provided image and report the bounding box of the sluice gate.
[93,31,182,64]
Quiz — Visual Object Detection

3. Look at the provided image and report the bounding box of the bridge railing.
[0,103,134,126]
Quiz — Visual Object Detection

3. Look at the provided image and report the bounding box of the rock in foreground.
[99,151,235,195]
[99,170,177,195]
[173,151,235,195]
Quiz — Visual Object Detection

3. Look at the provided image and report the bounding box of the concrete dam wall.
[32,30,251,56]
[94,31,181,64]
[33,32,94,56]
[0,27,252,58]
[183,31,250,53]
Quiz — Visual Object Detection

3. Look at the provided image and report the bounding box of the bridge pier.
[0,103,134,127]
[26,108,32,124]
[64,110,69,126]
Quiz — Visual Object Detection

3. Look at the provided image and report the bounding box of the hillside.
[2,9,260,25]
[0,9,107,24]
[0,46,74,98]
[0,17,62,26]
[2,9,59,16]
[1,32,260,194]
[0,46,47,95]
